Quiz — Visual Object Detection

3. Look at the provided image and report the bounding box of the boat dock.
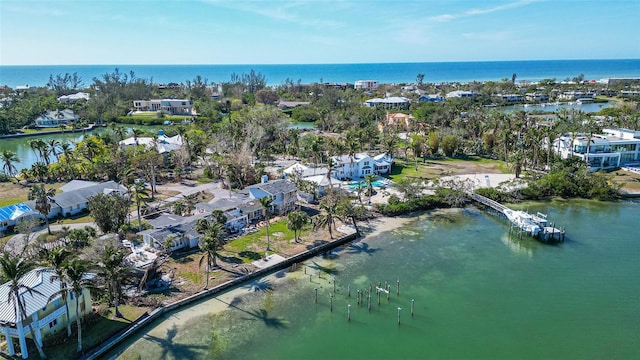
[469,193,565,242]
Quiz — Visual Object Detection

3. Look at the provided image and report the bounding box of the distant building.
[119,133,184,154]
[378,112,414,132]
[354,80,379,91]
[57,92,90,103]
[0,269,93,359]
[525,93,550,102]
[34,109,79,128]
[445,90,478,99]
[364,96,410,110]
[132,99,193,115]
[418,94,444,103]
[277,100,310,110]
[494,93,524,102]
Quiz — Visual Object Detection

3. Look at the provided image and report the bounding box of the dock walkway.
[468,192,565,242]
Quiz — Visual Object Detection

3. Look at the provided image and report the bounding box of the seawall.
[83,231,357,360]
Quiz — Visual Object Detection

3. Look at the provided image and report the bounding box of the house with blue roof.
[0,203,41,233]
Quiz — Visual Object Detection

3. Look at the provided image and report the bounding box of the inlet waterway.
[109,200,640,360]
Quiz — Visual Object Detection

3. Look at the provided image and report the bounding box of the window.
[49,319,58,328]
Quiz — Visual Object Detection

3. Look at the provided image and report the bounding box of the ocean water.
[110,201,640,360]
[1,59,639,88]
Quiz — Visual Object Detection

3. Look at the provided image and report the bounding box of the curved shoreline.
[0,124,102,139]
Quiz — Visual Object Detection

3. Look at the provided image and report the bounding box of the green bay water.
[111,201,640,360]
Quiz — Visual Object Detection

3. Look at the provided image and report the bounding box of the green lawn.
[386,156,510,183]
[47,305,149,360]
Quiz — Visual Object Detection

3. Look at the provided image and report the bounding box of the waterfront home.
[34,109,79,128]
[354,80,379,91]
[364,97,410,110]
[0,269,93,359]
[119,133,184,154]
[552,128,640,171]
[57,92,90,103]
[418,94,444,103]
[330,152,392,180]
[244,178,297,214]
[445,90,478,99]
[558,90,596,100]
[132,99,193,115]
[139,214,206,252]
[525,93,550,102]
[493,93,524,102]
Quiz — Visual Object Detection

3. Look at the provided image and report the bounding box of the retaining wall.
[83,232,357,360]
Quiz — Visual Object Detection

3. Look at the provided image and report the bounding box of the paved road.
[5,181,231,254]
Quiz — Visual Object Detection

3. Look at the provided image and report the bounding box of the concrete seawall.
[83,232,357,360]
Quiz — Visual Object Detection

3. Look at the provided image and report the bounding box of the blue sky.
[1,0,639,65]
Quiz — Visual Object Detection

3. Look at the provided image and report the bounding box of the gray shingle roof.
[52,181,126,209]
[247,179,296,196]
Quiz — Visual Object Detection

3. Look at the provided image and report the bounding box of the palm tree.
[287,210,309,243]
[38,247,73,337]
[325,157,335,188]
[132,181,150,232]
[259,196,274,256]
[95,244,129,318]
[58,258,93,354]
[195,218,224,289]
[0,253,47,359]
[47,139,61,162]
[172,201,186,216]
[28,184,56,235]
[60,142,75,178]
[364,174,376,205]
[315,199,342,239]
[1,149,20,177]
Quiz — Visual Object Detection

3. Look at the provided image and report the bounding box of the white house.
[364,97,411,110]
[0,269,93,359]
[418,94,444,103]
[330,152,392,180]
[119,133,184,154]
[245,178,297,214]
[494,94,524,102]
[552,128,640,171]
[57,92,90,103]
[354,80,379,91]
[34,109,79,128]
[24,180,127,219]
[445,90,478,99]
[132,99,193,115]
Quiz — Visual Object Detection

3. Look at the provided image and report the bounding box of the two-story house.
[245,178,297,214]
[0,269,93,359]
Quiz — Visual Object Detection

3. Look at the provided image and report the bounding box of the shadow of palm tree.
[242,309,288,329]
[216,298,287,329]
[305,240,329,250]
[142,324,209,359]
[308,260,339,275]
[242,279,272,292]
[346,242,380,256]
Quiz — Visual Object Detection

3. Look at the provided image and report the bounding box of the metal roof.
[52,181,126,209]
[0,268,93,324]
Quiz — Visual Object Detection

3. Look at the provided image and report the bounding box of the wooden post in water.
[330,293,333,312]
[387,285,390,301]
[348,304,351,322]
[357,290,361,305]
[397,307,402,325]
[315,288,318,303]
[348,284,351,297]
[397,278,400,296]
[377,289,381,305]
[368,293,371,311]
[333,277,336,292]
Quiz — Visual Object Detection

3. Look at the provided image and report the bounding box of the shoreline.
[83,214,411,359]
[0,124,101,139]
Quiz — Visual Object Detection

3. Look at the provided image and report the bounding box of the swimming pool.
[348,179,388,190]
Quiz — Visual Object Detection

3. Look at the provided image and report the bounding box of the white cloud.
[428,0,540,23]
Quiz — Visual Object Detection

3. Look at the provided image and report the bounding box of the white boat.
[503,209,543,236]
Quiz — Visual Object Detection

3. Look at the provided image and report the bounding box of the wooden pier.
[469,193,565,243]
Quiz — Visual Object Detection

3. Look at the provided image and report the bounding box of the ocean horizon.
[1,59,639,88]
